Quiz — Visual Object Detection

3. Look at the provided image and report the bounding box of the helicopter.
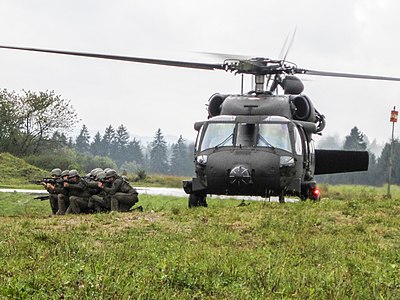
[1,45,400,207]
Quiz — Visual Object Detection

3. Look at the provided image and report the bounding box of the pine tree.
[149,128,169,174]
[112,124,130,165]
[75,124,91,153]
[343,126,367,150]
[90,131,103,156]
[377,139,400,185]
[51,131,68,147]
[127,138,144,166]
[184,142,195,175]
[170,135,188,175]
[101,125,115,157]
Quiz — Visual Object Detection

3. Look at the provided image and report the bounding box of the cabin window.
[200,123,235,150]
[257,123,291,152]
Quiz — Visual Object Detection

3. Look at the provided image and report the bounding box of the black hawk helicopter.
[1,45,400,207]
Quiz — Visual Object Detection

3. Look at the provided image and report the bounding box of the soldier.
[88,171,111,212]
[44,168,63,214]
[56,169,70,215]
[64,169,91,214]
[99,169,139,212]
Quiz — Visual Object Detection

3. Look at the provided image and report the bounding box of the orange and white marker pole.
[388,106,398,198]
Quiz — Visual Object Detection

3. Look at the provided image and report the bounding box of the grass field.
[1,186,400,299]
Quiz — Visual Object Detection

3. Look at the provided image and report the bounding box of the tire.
[188,194,207,208]
[278,193,285,203]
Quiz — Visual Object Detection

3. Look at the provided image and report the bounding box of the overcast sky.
[1,0,400,145]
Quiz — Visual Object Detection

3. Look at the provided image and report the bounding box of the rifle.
[30,178,58,185]
[33,195,50,201]
[30,178,74,185]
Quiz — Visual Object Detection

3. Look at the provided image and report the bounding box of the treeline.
[73,125,194,176]
[316,126,398,186]
[0,89,194,176]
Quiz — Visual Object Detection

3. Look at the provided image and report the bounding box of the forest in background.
[0,89,194,177]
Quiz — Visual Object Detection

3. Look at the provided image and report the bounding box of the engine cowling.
[290,95,316,123]
[208,93,229,117]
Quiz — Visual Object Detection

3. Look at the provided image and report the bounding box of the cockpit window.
[198,121,293,152]
[200,123,235,151]
[257,123,291,152]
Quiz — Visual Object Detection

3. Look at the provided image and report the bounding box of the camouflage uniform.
[102,174,138,212]
[57,193,70,215]
[56,170,70,215]
[46,183,63,214]
[88,193,111,212]
[65,172,92,214]
[86,172,111,213]
[45,168,62,214]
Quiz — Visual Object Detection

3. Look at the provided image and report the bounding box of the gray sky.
[1,0,400,145]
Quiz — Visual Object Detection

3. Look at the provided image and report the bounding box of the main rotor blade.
[200,51,251,61]
[299,69,400,82]
[282,27,297,62]
[278,33,290,60]
[0,45,225,71]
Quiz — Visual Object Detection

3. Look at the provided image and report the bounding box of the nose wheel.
[278,193,285,203]
[188,194,208,208]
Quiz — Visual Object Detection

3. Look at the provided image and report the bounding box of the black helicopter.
[1,45,400,207]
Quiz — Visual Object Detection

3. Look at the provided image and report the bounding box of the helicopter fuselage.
[183,92,321,200]
[184,115,314,199]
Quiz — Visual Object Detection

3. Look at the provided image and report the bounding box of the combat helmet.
[61,170,70,177]
[90,168,103,177]
[68,169,80,178]
[105,169,118,179]
[96,171,107,181]
[51,168,62,177]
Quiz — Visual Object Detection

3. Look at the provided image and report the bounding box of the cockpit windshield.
[257,123,291,152]
[199,121,292,153]
[200,123,235,151]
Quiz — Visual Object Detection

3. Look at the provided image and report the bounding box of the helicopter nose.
[229,165,251,185]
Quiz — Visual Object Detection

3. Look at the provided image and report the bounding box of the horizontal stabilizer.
[315,149,369,175]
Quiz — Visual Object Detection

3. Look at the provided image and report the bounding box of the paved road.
[0,187,297,202]
[0,187,188,196]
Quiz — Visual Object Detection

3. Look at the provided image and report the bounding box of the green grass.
[1,188,400,299]
[0,153,48,188]
[130,173,190,188]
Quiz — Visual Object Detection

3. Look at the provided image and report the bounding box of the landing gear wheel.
[188,194,207,208]
[278,193,285,203]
